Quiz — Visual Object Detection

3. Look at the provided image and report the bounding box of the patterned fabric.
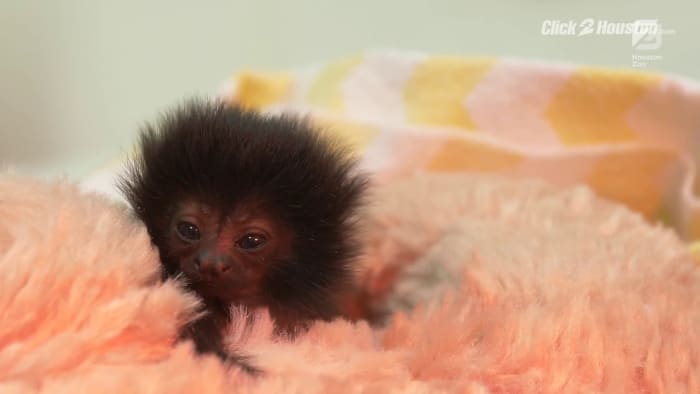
[220,50,700,247]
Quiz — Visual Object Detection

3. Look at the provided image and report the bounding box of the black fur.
[118,98,367,371]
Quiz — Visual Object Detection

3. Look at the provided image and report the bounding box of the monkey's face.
[163,199,294,306]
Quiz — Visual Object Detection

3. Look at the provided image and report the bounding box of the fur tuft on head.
[119,98,367,320]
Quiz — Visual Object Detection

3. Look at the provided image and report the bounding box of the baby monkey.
[119,99,367,373]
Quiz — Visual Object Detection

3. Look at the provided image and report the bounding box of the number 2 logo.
[579,18,595,36]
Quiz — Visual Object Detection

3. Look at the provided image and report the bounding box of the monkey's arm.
[181,310,261,375]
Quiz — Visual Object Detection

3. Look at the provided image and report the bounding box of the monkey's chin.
[188,281,262,307]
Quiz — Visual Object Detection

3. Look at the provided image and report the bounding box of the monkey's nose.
[195,252,233,277]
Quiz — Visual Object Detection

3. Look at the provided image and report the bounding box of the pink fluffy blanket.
[1,173,699,393]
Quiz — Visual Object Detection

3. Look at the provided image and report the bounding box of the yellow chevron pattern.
[585,148,676,218]
[403,56,495,130]
[428,138,523,172]
[305,55,364,111]
[232,71,293,109]
[546,68,662,145]
[222,51,700,244]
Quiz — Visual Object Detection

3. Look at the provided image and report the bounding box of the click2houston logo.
[541,18,676,68]
[541,19,659,37]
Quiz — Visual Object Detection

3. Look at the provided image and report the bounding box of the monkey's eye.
[236,233,267,250]
[176,221,201,242]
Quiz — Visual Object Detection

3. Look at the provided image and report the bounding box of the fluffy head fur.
[118,99,367,321]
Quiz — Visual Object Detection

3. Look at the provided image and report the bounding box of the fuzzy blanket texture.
[2,172,699,393]
[11,51,700,392]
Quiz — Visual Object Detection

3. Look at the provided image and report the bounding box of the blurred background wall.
[1,0,698,179]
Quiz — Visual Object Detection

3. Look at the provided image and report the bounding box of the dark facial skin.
[167,199,294,308]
